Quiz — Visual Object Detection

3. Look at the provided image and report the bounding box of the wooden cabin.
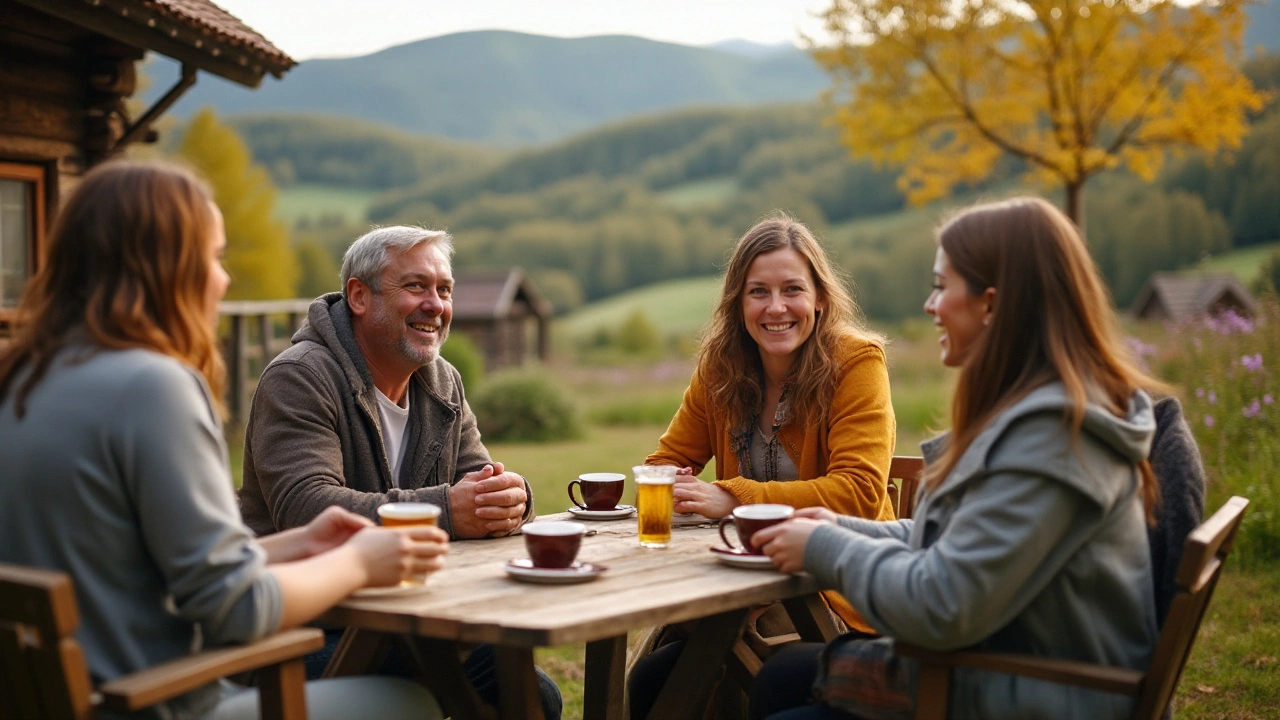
[1130,272,1258,323]
[0,0,294,329]
[451,268,553,370]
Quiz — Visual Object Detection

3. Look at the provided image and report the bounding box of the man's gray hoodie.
[806,383,1158,720]
[238,293,535,538]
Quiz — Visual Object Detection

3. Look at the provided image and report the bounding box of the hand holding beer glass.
[634,465,677,548]
[377,502,443,585]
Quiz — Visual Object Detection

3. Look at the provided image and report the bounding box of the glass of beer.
[376,502,441,586]
[634,465,677,548]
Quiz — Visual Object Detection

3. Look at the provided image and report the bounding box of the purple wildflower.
[1204,309,1255,335]
[1204,415,1215,427]
[1242,354,1264,372]
[1208,390,1217,405]
[1243,400,1262,418]
[1266,394,1275,406]
[1195,388,1205,398]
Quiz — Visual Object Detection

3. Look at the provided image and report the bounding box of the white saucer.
[567,504,636,520]
[350,583,433,598]
[709,546,778,570]
[504,559,607,584]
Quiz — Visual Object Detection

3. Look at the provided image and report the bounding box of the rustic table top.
[321,511,822,648]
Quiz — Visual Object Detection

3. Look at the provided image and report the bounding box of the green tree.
[179,108,297,299]
[814,0,1266,223]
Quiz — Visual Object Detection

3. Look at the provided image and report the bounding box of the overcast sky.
[213,0,832,60]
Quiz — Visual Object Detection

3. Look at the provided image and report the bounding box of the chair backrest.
[0,563,95,719]
[1132,496,1249,720]
[887,455,926,520]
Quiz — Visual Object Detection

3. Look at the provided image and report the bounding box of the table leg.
[494,646,544,720]
[782,594,840,642]
[321,628,390,678]
[403,637,497,720]
[645,607,751,720]
[584,635,627,720]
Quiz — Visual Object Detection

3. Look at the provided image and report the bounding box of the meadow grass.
[555,276,722,344]
[274,183,382,227]
[656,176,739,209]
[1195,240,1280,287]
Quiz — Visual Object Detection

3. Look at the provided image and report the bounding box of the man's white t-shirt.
[375,388,410,487]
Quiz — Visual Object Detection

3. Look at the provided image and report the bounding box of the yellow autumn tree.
[814,0,1267,222]
[178,108,297,299]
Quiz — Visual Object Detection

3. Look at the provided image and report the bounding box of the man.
[239,225,533,538]
[238,226,561,717]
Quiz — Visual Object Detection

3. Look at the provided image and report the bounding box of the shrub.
[616,309,662,357]
[471,369,582,443]
[441,333,485,390]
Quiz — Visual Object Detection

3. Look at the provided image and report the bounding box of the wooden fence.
[219,299,312,429]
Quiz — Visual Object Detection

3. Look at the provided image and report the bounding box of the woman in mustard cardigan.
[628,213,896,719]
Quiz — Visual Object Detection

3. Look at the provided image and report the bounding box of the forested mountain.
[225,115,502,189]
[144,31,828,145]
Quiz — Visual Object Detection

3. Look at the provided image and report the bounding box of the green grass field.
[656,176,739,209]
[274,183,383,227]
[1196,240,1280,286]
[555,276,723,343]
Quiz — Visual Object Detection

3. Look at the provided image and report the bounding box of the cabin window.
[0,163,46,315]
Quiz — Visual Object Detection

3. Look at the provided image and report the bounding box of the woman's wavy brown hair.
[0,160,226,418]
[697,212,882,431]
[925,197,1164,519]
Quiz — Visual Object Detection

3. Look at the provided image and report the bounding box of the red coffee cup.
[523,521,586,568]
[718,504,794,555]
[568,472,626,511]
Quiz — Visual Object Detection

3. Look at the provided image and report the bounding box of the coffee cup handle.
[718,517,739,550]
[568,481,588,510]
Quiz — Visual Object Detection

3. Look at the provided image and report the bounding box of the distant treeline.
[233,53,1280,320]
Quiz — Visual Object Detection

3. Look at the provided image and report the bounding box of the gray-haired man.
[238,226,561,717]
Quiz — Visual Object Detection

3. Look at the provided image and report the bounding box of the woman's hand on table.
[349,525,450,587]
[673,474,739,518]
[302,506,375,557]
[755,518,829,574]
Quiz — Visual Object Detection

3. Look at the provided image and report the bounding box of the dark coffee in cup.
[523,521,586,568]
[718,504,794,555]
[568,472,626,511]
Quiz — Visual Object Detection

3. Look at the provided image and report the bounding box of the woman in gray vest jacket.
[0,161,448,720]
[749,197,1162,720]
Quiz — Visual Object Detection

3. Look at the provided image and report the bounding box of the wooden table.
[318,513,840,720]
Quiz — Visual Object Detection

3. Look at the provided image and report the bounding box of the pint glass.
[376,502,441,585]
[634,465,676,548]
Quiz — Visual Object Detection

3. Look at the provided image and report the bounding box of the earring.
[983,317,990,327]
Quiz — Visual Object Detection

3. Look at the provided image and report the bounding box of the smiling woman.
[628,212,898,719]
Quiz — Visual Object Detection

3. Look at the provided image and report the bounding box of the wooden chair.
[885,455,925,520]
[897,495,1249,720]
[725,456,928,691]
[0,563,324,720]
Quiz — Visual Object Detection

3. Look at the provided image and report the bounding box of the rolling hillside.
[143,30,828,145]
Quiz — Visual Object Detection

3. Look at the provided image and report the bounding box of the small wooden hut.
[451,268,552,370]
[1130,272,1257,323]
[0,0,294,328]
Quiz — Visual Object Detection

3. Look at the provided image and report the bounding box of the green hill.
[145,31,828,145]
[557,276,723,342]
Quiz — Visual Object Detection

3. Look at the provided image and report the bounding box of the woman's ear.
[982,287,997,326]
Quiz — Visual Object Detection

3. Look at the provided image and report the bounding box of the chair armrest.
[894,641,1144,696]
[97,628,324,712]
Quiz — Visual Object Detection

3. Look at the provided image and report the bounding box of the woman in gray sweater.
[750,197,1162,720]
[0,161,448,719]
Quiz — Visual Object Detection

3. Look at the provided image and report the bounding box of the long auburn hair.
[926,197,1163,518]
[697,212,882,431]
[0,160,227,418]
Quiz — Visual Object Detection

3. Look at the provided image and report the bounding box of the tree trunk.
[1064,182,1085,234]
